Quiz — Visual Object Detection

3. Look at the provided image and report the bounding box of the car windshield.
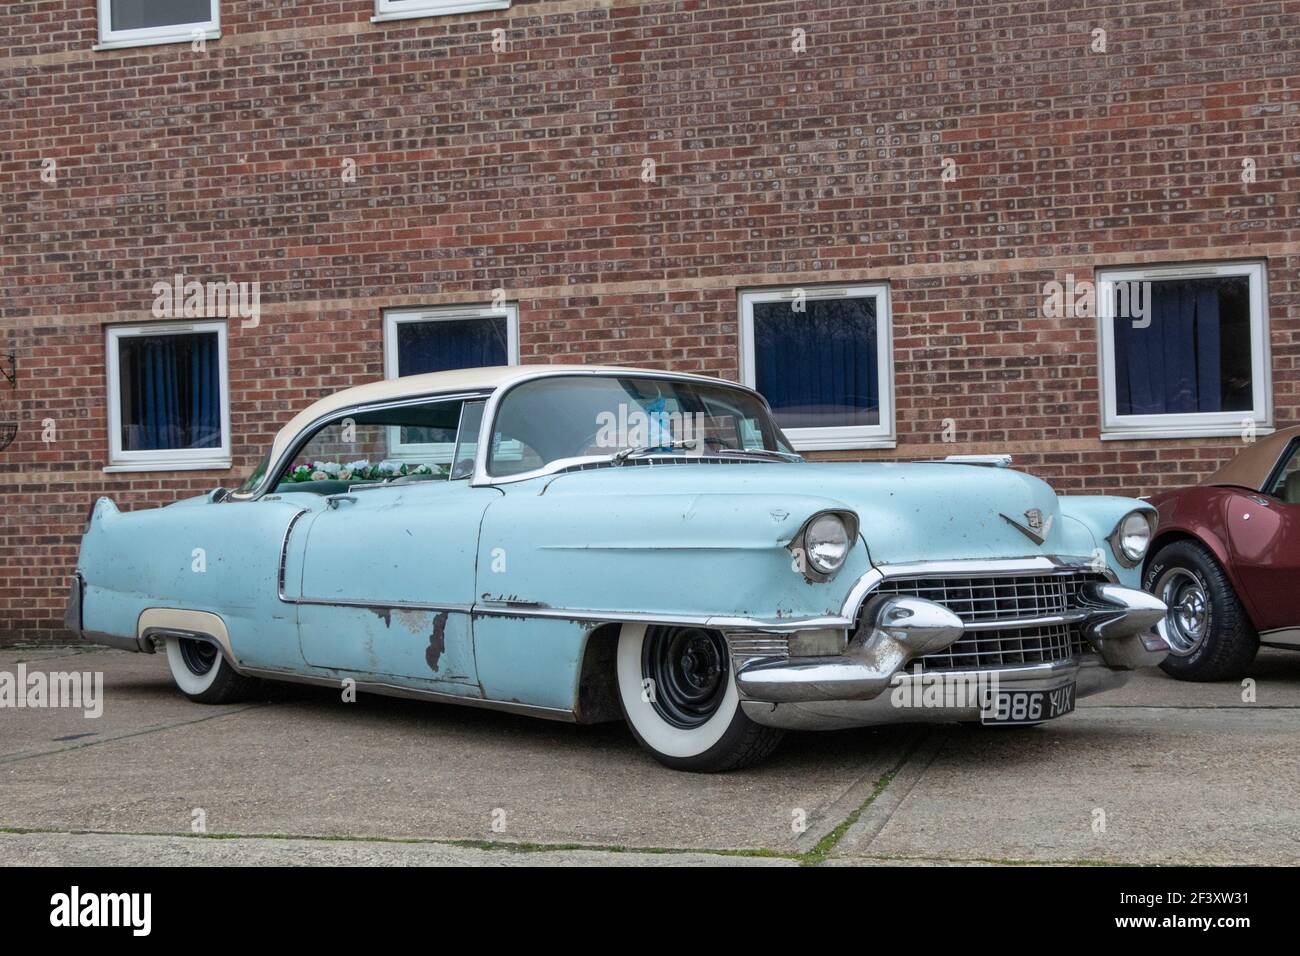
[486,374,796,477]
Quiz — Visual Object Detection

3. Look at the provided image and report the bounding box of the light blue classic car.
[67,365,1170,770]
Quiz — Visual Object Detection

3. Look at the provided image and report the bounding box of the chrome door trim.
[233,664,577,723]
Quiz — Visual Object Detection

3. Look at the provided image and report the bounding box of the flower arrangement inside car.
[281,459,446,483]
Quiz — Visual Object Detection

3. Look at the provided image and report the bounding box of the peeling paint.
[426,612,449,671]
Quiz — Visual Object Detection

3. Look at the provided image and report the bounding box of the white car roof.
[266,364,734,467]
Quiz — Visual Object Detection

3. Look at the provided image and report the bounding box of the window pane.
[117,331,222,452]
[487,375,790,476]
[1112,276,1252,416]
[111,0,213,31]
[753,297,879,429]
[280,402,461,492]
[396,317,507,376]
[1268,443,1300,503]
[450,400,486,479]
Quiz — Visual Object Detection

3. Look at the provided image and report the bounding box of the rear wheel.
[164,636,260,704]
[615,623,784,772]
[1144,541,1258,682]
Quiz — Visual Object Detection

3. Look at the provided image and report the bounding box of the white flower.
[338,469,352,481]
[377,459,403,476]
[345,459,370,474]
[310,470,328,481]
[319,461,341,477]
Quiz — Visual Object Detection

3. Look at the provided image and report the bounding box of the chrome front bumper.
[729,580,1169,728]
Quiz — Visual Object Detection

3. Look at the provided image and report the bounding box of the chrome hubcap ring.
[1156,568,1210,656]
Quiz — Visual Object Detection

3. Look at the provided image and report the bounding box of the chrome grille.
[870,570,1106,672]
[726,631,790,667]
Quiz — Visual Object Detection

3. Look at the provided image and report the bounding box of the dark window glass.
[111,0,214,32]
[753,297,880,430]
[117,331,222,452]
[396,317,507,376]
[1112,276,1252,416]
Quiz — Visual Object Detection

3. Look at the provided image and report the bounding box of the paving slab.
[0,648,908,853]
[1081,647,1300,709]
[0,832,794,867]
[834,706,1300,865]
[0,647,265,760]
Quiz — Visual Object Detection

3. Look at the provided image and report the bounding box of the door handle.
[326,494,357,510]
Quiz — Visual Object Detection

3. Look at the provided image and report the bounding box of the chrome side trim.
[1260,627,1300,648]
[141,626,230,664]
[471,602,852,631]
[277,507,311,597]
[234,664,577,723]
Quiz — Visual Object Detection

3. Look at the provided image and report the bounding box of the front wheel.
[615,623,784,772]
[1144,540,1258,682]
[164,636,260,704]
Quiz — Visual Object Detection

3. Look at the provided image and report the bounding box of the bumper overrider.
[727,564,1169,732]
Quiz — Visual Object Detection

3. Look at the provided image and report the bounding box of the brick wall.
[2,0,1298,642]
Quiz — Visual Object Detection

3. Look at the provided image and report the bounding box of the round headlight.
[1116,511,1153,563]
[805,514,851,575]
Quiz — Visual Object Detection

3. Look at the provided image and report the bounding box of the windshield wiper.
[711,447,803,462]
[612,440,800,464]
[612,439,712,463]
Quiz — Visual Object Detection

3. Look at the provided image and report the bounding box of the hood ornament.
[1000,508,1052,545]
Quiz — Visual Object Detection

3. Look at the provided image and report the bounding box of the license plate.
[981,683,1076,725]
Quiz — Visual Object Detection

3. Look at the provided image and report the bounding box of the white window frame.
[105,320,231,472]
[95,0,220,51]
[382,303,519,461]
[740,283,896,451]
[372,0,510,23]
[1097,260,1271,441]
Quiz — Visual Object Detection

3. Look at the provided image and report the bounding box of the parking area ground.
[2,646,1297,866]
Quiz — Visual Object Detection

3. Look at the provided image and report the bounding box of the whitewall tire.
[615,623,784,772]
[164,636,259,704]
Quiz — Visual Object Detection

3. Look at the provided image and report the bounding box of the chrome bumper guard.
[732,582,1168,705]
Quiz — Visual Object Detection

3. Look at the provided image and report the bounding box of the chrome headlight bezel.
[791,510,859,582]
[1108,509,1156,568]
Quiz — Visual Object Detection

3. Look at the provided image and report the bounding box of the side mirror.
[209,487,230,503]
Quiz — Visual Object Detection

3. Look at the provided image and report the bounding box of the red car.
[1144,425,1300,680]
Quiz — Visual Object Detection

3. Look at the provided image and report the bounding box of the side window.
[276,400,466,494]
[449,400,485,480]
[1267,442,1300,504]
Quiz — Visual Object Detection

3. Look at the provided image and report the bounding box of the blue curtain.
[121,332,220,451]
[753,298,878,429]
[397,317,507,376]
[1113,279,1226,416]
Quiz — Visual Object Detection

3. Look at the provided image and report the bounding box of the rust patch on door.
[426,612,449,671]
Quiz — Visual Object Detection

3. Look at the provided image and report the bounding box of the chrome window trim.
[468,368,789,487]
[230,389,493,502]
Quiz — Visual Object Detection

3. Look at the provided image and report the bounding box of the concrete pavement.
[1,645,1297,865]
